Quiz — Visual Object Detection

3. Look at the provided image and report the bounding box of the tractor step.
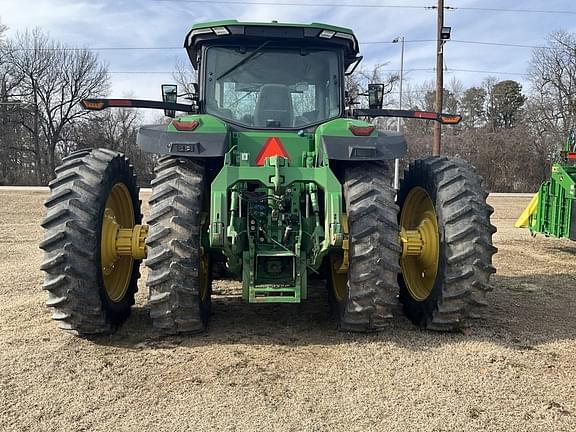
[250,285,301,303]
[242,250,307,304]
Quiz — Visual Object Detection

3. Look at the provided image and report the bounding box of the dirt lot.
[1,190,575,432]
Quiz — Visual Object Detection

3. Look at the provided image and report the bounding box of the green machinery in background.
[40,20,496,336]
[516,131,576,239]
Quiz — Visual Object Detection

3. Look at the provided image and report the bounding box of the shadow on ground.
[90,272,576,353]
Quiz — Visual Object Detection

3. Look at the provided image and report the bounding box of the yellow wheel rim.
[400,187,440,301]
[101,183,135,302]
[199,247,210,301]
[329,253,348,302]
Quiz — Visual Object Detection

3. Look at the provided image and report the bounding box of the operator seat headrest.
[254,84,293,128]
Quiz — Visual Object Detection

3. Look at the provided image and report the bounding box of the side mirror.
[161,84,178,118]
[368,84,384,109]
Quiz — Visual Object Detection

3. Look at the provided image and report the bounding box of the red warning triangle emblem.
[255,137,289,166]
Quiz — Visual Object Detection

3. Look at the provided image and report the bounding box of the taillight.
[560,151,576,160]
[414,111,437,120]
[107,99,132,107]
[81,100,104,110]
[349,125,375,136]
[440,115,461,124]
[172,120,199,131]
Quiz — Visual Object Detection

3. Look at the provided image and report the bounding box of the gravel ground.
[1,190,575,432]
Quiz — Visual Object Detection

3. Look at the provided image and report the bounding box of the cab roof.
[184,20,360,70]
[191,19,355,34]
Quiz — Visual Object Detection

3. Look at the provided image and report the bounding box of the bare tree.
[72,107,155,185]
[345,62,399,108]
[529,31,576,144]
[4,29,109,181]
[0,24,43,183]
[344,62,399,131]
[172,57,198,96]
[0,17,7,42]
[460,86,487,128]
[401,81,461,143]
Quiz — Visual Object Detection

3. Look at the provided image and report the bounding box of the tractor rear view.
[40,20,496,336]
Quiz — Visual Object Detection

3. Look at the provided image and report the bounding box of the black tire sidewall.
[397,161,447,326]
[325,255,348,327]
[200,256,213,324]
[328,161,400,331]
[146,157,211,333]
[95,155,141,323]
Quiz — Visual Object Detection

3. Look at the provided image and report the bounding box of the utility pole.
[392,36,404,190]
[433,0,444,156]
[0,79,7,182]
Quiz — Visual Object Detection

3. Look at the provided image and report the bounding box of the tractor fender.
[320,131,407,161]
[137,124,228,157]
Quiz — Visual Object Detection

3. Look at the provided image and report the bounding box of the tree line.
[396,32,576,192]
[1,20,575,191]
[0,25,154,185]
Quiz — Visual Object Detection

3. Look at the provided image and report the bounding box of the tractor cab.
[184,20,360,129]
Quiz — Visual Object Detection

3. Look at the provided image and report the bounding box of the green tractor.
[516,131,576,239]
[40,20,496,335]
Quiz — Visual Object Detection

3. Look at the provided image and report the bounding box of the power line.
[445,68,529,77]
[103,68,399,74]
[451,40,549,50]
[146,0,431,9]
[363,39,435,45]
[11,38,555,51]
[107,67,529,76]
[450,6,576,15]
[107,68,432,74]
[144,0,576,14]
[85,46,182,50]
[363,39,552,50]
[110,71,174,74]
[11,46,182,51]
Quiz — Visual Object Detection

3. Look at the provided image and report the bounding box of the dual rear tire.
[329,157,497,331]
[397,157,497,330]
[327,161,401,331]
[145,157,212,334]
[41,150,210,335]
[40,149,142,334]
[42,149,496,335]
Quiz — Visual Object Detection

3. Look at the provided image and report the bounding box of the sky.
[1,0,576,104]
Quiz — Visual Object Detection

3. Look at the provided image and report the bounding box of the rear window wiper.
[216,41,270,81]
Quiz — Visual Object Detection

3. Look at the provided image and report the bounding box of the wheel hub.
[101,210,148,274]
[399,187,440,301]
[100,183,148,302]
